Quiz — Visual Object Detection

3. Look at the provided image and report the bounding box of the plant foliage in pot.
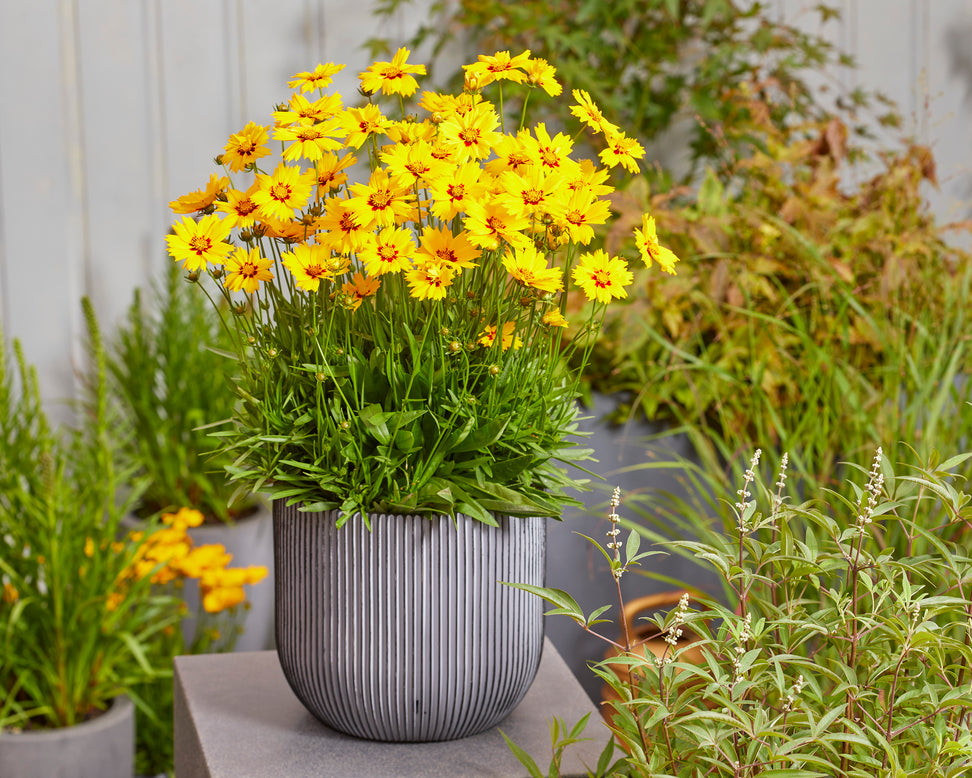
[165,49,680,741]
[107,264,275,652]
[0,309,181,778]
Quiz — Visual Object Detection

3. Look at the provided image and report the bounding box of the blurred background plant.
[108,264,250,525]
[510,449,972,775]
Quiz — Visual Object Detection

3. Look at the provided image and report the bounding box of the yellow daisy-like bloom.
[439,106,502,163]
[564,159,614,200]
[338,104,390,149]
[314,152,357,196]
[359,47,426,97]
[542,309,568,328]
[503,245,563,294]
[417,226,480,270]
[215,183,261,230]
[572,250,633,304]
[258,215,315,243]
[340,272,381,311]
[202,586,246,614]
[163,507,205,530]
[251,163,316,221]
[463,199,531,251]
[463,50,532,87]
[288,62,345,93]
[315,199,369,256]
[599,131,646,175]
[428,163,485,221]
[524,58,561,96]
[549,188,612,245]
[380,141,449,187]
[275,120,344,162]
[405,260,455,301]
[222,122,271,173]
[497,167,561,220]
[282,243,342,292]
[169,173,229,214]
[569,89,619,136]
[385,120,437,146]
[175,544,233,580]
[634,213,680,275]
[224,247,274,293]
[522,124,578,176]
[272,93,343,127]
[166,214,233,271]
[484,131,533,177]
[359,227,416,277]
[346,168,415,230]
[478,321,523,351]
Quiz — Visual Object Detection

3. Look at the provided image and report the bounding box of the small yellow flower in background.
[84,537,95,558]
[406,261,454,301]
[340,273,381,311]
[599,132,646,174]
[523,58,561,96]
[288,62,345,93]
[251,163,316,221]
[359,227,416,277]
[359,47,426,97]
[164,507,205,531]
[503,245,563,294]
[282,244,338,292]
[169,173,229,214]
[222,122,271,173]
[463,50,532,87]
[339,104,389,149]
[478,321,523,351]
[314,152,356,196]
[542,309,568,328]
[166,214,234,272]
[570,89,619,136]
[216,184,261,230]
[174,544,233,580]
[224,247,274,294]
[572,250,633,304]
[635,214,680,275]
[106,591,124,612]
[2,582,18,605]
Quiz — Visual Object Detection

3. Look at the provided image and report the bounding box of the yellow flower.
[106,591,124,612]
[484,131,533,178]
[315,200,369,256]
[163,507,205,530]
[478,321,522,351]
[417,227,480,271]
[380,141,449,187]
[224,247,274,293]
[405,261,455,300]
[439,106,502,163]
[503,245,563,294]
[175,544,233,580]
[569,90,619,136]
[427,163,486,221]
[524,58,561,96]
[359,227,416,277]
[463,199,531,252]
[542,309,568,328]
[84,537,95,558]
[314,153,357,196]
[599,132,645,175]
[166,214,234,271]
[634,214,680,275]
[222,122,271,173]
[549,188,611,245]
[571,250,633,304]
[252,163,316,221]
[275,120,344,162]
[522,124,577,175]
[359,47,426,97]
[215,183,261,230]
[463,50,532,86]
[288,62,345,93]
[340,272,381,311]
[338,104,389,149]
[282,243,343,291]
[169,173,229,214]
[497,167,560,220]
[2,582,18,605]
[273,93,343,126]
[202,586,246,614]
[346,168,415,230]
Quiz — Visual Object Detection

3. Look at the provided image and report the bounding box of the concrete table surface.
[174,638,610,777]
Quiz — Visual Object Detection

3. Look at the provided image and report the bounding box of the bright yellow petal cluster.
[571,250,633,304]
[634,214,680,275]
[359,48,426,97]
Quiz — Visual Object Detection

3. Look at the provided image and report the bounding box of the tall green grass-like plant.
[108,265,247,524]
[509,450,972,776]
[0,303,179,730]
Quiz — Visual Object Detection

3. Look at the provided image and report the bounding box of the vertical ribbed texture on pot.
[273,504,546,742]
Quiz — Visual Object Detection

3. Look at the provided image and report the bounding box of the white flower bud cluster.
[783,674,805,712]
[606,487,624,578]
[858,447,884,529]
[772,452,789,515]
[731,612,753,681]
[735,449,761,532]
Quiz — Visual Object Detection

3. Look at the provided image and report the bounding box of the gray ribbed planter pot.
[0,695,134,778]
[273,502,546,742]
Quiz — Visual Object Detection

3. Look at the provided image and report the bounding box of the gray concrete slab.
[174,639,610,777]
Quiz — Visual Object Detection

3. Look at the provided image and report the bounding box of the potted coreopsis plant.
[165,49,679,742]
[0,309,180,778]
[107,264,274,651]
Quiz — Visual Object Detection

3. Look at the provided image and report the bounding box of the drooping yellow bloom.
[288,62,345,93]
[478,321,522,351]
[463,50,532,87]
[439,106,502,163]
[542,309,568,328]
[169,173,229,214]
[340,272,381,311]
[216,183,261,229]
[314,152,357,196]
[346,168,415,230]
[282,243,344,291]
[224,247,274,293]
[428,163,485,221]
[222,123,271,173]
[259,215,315,243]
[359,227,416,276]
[569,90,619,136]
[315,199,369,255]
[417,227,480,271]
[563,159,614,200]
[405,260,455,300]
[503,245,563,294]
[463,199,531,251]
[599,132,646,174]
[166,214,234,271]
[275,120,344,162]
[523,58,561,96]
[339,104,390,149]
[571,250,633,304]
[385,120,437,147]
[359,47,426,97]
[251,163,316,221]
[634,213,680,275]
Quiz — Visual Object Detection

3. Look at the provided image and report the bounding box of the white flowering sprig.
[771,452,789,519]
[735,449,762,533]
[656,593,691,668]
[858,446,885,531]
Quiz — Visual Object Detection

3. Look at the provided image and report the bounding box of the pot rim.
[0,695,133,740]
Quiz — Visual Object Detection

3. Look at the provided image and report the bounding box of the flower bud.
[316,372,326,382]
[211,267,224,279]
[186,271,200,283]
[340,420,350,430]
[267,348,278,358]
[448,341,462,353]
[440,327,450,336]
[488,364,500,376]
[247,336,256,345]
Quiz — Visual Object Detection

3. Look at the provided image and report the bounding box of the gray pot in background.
[0,695,134,778]
[273,504,546,742]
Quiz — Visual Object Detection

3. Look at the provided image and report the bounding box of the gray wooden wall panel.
[0,0,969,410]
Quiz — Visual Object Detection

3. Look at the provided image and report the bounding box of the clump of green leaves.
[109,265,248,523]
[511,449,972,776]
